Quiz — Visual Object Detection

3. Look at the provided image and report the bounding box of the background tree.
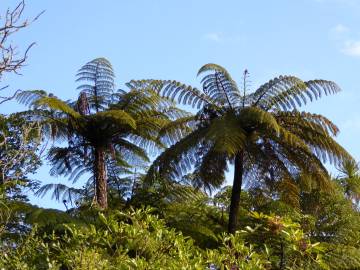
[132,64,352,233]
[336,159,360,205]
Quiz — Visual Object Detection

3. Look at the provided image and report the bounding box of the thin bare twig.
[0,1,43,104]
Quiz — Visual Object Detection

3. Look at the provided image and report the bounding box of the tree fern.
[19,58,192,209]
[133,63,352,233]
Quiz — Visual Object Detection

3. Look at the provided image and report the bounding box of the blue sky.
[2,0,360,209]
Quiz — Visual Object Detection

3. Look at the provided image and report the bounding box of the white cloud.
[329,24,360,57]
[204,33,222,42]
[341,40,360,56]
[332,24,350,34]
[203,32,245,43]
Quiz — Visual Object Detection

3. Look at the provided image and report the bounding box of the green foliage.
[19,58,192,209]
[1,207,339,269]
[133,63,350,234]
[2,55,359,269]
[0,113,42,200]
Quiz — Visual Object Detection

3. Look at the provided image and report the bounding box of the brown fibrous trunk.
[94,146,108,209]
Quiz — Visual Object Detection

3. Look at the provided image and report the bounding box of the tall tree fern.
[131,64,352,233]
[18,58,190,209]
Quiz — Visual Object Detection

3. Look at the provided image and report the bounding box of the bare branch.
[0,1,43,105]
[0,89,21,105]
[0,1,44,80]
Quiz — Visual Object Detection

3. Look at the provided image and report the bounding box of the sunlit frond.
[198,63,242,108]
[36,97,81,118]
[128,79,218,109]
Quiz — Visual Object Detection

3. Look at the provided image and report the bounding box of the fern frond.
[35,183,83,204]
[128,79,218,109]
[36,97,81,119]
[157,115,196,146]
[113,138,150,163]
[198,63,242,108]
[206,113,246,155]
[145,126,209,184]
[76,57,115,111]
[239,107,281,135]
[93,110,136,129]
[253,77,341,111]
[16,90,48,107]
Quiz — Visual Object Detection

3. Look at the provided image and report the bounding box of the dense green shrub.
[1,207,334,270]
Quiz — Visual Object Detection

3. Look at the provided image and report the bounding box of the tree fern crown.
[76,57,115,112]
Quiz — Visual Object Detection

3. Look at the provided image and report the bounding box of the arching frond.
[36,97,81,119]
[113,88,168,116]
[198,63,242,108]
[93,110,136,129]
[157,115,196,146]
[35,183,83,204]
[16,89,48,107]
[48,146,88,177]
[128,79,218,109]
[113,138,150,163]
[238,107,281,134]
[251,76,341,111]
[275,111,352,165]
[76,57,115,111]
[278,177,301,209]
[145,126,209,184]
[193,146,228,191]
[206,113,246,155]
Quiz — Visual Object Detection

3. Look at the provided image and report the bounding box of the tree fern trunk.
[94,146,108,209]
[228,152,244,234]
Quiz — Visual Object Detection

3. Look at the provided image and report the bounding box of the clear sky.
[2,0,360,209]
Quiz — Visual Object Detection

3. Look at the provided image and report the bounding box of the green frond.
[197,63,234,79]
[206,114,246,155]
[113,88,168,115]
[113,138,150,163]
[251,76,304,107]
[35,183,83,204]
[194,147,228,190]
[239,107,281,135]
[157,115,196,146]
[145,126,209,184]
[128,79,217,109]
[253,77,341,111]
[278,177,300,209]
[275,111,352,165]
[16,90,48,107]
[36,97,81,119]
[48,146,88,177]
[277,126,311,152]
[93,110,136,129]
[76,57,115,111]
[198,63,242,108]
[276,111,340,136]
